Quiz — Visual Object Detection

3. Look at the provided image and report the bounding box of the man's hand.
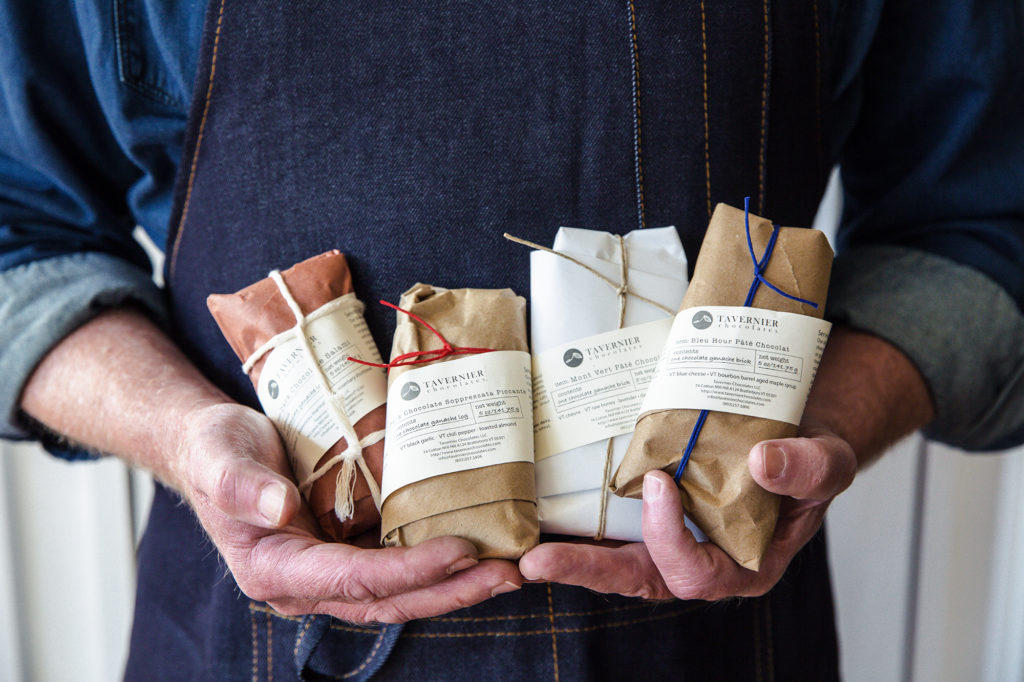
[177,403,522,623]
[519,327,934,601]
[519,420,855,601]
[20,309,522,624]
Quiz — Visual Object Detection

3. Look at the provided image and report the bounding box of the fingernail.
[491,581,521,597]
[447,556,478,575]
[643,472,664,502]
[762,444,787,480]
[257,482,287,525]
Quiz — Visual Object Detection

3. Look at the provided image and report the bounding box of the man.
[2,0,1022,678]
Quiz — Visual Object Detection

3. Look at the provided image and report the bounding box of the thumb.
[194,453,302,528]
[181,407,303,528]
[749,436,856,502]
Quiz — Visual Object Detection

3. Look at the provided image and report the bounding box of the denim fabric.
[3,0,1024,452]
[149,1,839,679]
[128,484,839,681]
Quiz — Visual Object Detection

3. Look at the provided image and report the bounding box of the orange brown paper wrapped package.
[380,284,539,560]
[610,204,833,570]
[207,251,385,541]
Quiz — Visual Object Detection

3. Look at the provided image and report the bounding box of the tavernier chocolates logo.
[691,310,714,330]
[401,368,487,400]
[564,335,642,366]
[563,348,584,368]
[699,310,780,330]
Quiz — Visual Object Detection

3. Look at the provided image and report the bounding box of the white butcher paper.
[531,226,704,542]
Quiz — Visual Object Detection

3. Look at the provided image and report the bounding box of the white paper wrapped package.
[528,226,702,541]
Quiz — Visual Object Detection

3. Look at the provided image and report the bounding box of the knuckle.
[373,603,417,624]
[212,465,240,511]
[330,569,378,605]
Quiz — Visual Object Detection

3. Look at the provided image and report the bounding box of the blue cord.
[673,197,820,483]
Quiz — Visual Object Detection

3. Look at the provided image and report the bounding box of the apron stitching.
[627,0,647,230]
[546,584,560,682]
[765,595,776,682]
[699,0,711,219]
[266,611,274,682]
[168,0,226,279]
[341,626,390,679]
[251,603,259,682]
[425,600,670,622]
[401,607,704,638]
[753,600,764,682]
[812,0,824,172]
[757,0,772,215]
[293,616,315,659]
[254,599,683,625]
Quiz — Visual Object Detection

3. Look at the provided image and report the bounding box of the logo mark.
[563,348,584,368]
[692,310,714,330]
[267,380,280,400]
[400,382,421,400]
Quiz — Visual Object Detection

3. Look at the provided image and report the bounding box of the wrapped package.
[611,204,833,570]
[522,227,691,541]
[379,284,539,559]
[208,251,386,541]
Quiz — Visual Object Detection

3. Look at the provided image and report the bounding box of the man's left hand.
[518,419,856,601]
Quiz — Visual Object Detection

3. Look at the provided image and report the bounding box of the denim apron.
[128,1,837,679]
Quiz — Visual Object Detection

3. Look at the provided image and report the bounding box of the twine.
[347,300,495,371]
[242,271,383,516]
[505,231,671,540]
[673,197,819,483]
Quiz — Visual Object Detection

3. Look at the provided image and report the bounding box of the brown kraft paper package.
[380,283,539,560]
[207,251,385,542]
[610,204,833,570]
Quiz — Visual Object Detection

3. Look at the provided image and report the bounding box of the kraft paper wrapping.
[610,204,833,570]
[380,283,539,560]
[207,251,385,541]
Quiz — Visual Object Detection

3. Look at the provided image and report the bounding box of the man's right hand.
[21,309,522,624]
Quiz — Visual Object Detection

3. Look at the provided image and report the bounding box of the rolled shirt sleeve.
[828,0,1024,450]
[0,252,168,449]
[827,246,1024,451]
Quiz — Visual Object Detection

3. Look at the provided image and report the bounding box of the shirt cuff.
[826,246,1024,451]
[0,252,168,456]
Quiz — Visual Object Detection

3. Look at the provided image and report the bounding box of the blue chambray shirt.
[2,0,1023,453]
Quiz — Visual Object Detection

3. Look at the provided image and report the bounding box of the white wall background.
[2,180,1022,681]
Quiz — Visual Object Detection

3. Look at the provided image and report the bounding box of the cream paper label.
[256,296,387,480]
[532,318,673,461]
[381,351,533,502]
[640,306,831,425]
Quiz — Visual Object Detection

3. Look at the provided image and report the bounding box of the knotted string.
[505,232,672,539]
[347,300,495,371]
[673,197,819,483]
[254,271,383,515]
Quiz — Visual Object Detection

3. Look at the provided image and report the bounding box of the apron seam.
[546,584,560,682]
[700,0,712,219]
[402,606,705,638]
[423,600,675,622]
[251,602,260,682]
[341,626,391,680]
[627,0,647,230]
[168,0,226,279]
[266,611,274,682]
[758,0,772,214]
[812,0,824,173]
